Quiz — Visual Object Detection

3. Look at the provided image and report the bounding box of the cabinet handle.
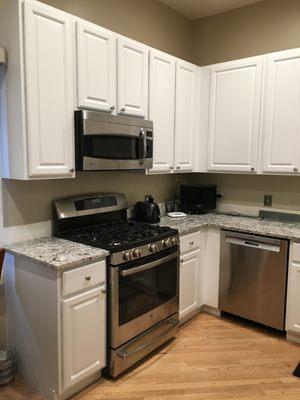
[85,276,91,281]
[120,107,126,112]
[294,167,298,172]
[189,241,194,245]
[70,168,75,173]
[101,289,107,294]
[110,106,115,111]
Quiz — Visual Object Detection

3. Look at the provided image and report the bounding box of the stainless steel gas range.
[53,193,179,377]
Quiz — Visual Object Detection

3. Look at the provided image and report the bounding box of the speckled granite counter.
[5,237,109,270]
[160,213,300,241]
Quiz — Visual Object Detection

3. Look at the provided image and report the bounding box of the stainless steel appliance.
[75,110,153,171]
[53,193,179,377]
[180,184,217,214]
[219,230,289,330]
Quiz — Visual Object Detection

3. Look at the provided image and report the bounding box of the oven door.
[110,247,179,348]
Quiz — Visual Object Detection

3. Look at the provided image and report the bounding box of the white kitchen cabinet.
[179,249,200,321]
[117,37,148,117]
[286,242,300,342]
[149,50,175,172]
[207,56,263,172]
[77,20,116,112]
[261,49,300,174]
[174,60,197,172]
[24,0,75,177]
[63,286,106,390]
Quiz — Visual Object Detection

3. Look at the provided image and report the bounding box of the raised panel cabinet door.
[24,0,75,177]
[62,286,106,390]
[179,249,200,320]
[174,61,197,172]
[286,262,300,334]
[207,57,263,172]
[148,50,175,173]
[117,37,148,117]
[77,20,116,112]
[261,49,300,173]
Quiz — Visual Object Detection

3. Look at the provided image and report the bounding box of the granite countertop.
[160,213,300,241]
[5,237,109,270]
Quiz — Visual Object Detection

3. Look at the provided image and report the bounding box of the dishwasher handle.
[225,236,280,252]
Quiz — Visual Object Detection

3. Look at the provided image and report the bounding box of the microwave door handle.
[139,128,146,166]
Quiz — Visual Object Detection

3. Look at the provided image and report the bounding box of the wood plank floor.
[1,313,300,400]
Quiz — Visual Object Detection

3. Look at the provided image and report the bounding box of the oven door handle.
[120,252,179,277]
[117,318,178,360]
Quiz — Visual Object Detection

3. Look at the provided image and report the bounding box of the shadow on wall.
[1,172,180,228]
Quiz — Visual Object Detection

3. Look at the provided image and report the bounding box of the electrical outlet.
[217,192,224,200]
[264,194,273,207]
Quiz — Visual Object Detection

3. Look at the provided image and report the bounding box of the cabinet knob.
[101,289,107,294]
[176,166,180,170]
[189,241,194,245]
[110,105,115,111]
[250,167,254,171]
[180,258,183,263]
[294,167,298,172]
[85,276,91,281]
[120,107,126,112]
[70,168,75,173]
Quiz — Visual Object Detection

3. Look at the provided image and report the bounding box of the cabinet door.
[174,61,197,172]
[117,37,148,117]
[261,49,300,174]
[286,262,300,334]
[77,20,116,112]
[179,249,200,320]
[149,50,175,173]
[62,286,106,390]
[208,57,263,172]
[24,0,75,177]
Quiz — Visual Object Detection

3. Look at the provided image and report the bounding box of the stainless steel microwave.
[75,110,153,171]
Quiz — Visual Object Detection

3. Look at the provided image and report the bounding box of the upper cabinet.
[261,49,300,174]
[174,61,197,172]
[117,37,149,118]
[24,0,75,177]
[207,57,263,173]
[77,20,116,112]
[149,50,175,173]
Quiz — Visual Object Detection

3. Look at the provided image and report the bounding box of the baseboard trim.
[287,330,300,345]
[201,304,221,317]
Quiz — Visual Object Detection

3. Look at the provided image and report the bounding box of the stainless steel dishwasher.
[219,230,289,330]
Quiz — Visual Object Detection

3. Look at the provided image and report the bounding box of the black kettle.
[133,195,160,223]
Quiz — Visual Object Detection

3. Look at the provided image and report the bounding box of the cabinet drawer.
[63,261,106,297]
[180,231,201,254]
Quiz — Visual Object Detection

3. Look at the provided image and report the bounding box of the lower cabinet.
[286,243,300,340]
[179,249,200,320]
[62,285,106,390]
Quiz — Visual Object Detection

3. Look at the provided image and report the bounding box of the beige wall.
[43,0,193,62]
[192,0,300,66]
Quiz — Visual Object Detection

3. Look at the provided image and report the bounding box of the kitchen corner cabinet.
[174,61,197,172]
[117,37,149,117]
[5,254,107,400]
[0,0,75,179]
[77,20,116,112]
[207,56,263,173]
[261,48,300,174]
[149,50,176,172]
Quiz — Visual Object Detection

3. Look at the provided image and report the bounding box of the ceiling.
[158,0,265,20]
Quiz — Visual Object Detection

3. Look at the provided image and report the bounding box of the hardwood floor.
[1,313,300,400]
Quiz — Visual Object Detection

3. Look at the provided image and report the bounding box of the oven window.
[118,256,178,326]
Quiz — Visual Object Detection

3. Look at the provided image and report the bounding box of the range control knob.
[171,237,178,246]
[163,238,171,248]
[149,243,158,253]
[133,249,142,258]
[123,251,132,261]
